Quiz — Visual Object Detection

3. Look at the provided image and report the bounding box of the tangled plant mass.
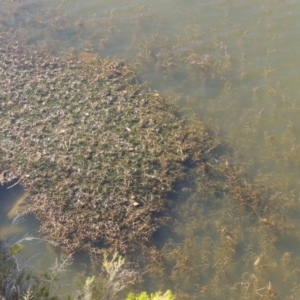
[0,32,212,254]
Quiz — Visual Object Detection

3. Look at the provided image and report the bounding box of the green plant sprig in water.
[9,243,24,256]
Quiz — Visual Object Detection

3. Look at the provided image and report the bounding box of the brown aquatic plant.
[0,28,213,255]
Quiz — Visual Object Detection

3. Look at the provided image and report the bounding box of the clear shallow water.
[1,0,300,299]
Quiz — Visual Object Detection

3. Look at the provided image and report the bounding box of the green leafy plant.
[9,243,24,256]
[125,290,175,300]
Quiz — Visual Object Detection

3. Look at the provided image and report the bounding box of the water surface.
[1,0,300,299]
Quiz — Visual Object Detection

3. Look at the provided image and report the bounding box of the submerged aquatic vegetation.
[0,27,214,254]
[2,2,300,299]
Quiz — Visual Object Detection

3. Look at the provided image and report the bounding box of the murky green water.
[2,0,300,299]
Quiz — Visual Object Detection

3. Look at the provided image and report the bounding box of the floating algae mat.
[0,32,214,254]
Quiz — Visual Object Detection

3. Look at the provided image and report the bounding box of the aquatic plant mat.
[0,32,215,253]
